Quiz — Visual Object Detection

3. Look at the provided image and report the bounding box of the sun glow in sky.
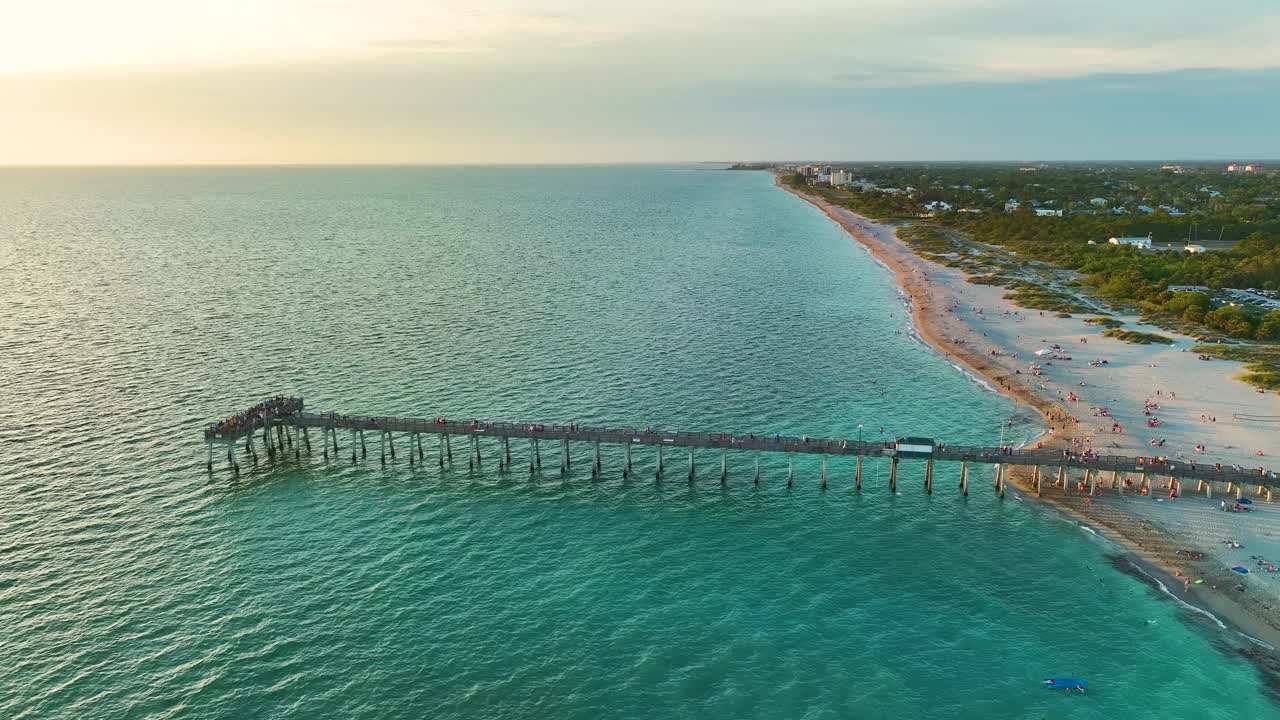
[4,0,1280,163]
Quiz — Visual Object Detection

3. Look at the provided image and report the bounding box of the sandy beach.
[777,175,1280,648]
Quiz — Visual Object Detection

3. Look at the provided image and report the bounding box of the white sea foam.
[1127,560,1229,631]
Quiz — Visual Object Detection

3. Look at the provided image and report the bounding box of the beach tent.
[1034,348,1053,357]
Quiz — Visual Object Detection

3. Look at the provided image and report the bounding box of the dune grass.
[1084,317,1125,329]
[1002,284,1095,314]
[1101,329,1174,345]
[1191,344,1280,390]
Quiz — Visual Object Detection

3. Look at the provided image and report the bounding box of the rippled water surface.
[1,166,1276,718]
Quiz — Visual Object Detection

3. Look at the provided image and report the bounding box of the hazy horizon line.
[0,158,1274,170]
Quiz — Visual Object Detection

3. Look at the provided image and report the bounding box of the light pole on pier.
[998,400,1032,451]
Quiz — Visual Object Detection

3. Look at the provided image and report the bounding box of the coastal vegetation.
[1100,329,1174,345]
[785,165,1280,342]
[1084,317,1124,329]
[1191,344,1280,390]
[1001,284,1094,314]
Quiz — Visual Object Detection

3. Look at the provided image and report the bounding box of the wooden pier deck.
[204,397,1279,500]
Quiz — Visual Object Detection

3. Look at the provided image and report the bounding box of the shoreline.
[775,175,1075,431]
[773,174,1280,655]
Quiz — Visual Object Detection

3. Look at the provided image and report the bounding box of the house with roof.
[1109,234,1153,250]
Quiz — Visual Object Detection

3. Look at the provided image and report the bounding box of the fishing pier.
[204,397,1278,501]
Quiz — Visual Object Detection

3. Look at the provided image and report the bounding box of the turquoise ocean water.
[0,165,1275,718]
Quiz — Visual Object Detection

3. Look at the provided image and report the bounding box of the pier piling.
[958,461,967,496]
[820,455,828,490]
[856,456,863,491]
[924,459,932,495]
[889,456,898,494]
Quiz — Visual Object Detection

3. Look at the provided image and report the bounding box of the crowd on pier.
[206,396,303,437]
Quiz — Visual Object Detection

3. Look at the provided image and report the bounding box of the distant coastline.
[772,173,1070,428]
[772,171,1280,655]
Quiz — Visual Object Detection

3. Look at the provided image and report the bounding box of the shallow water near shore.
[1,165,1277,718]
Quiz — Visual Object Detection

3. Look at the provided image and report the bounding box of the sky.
[3,0,1280,164]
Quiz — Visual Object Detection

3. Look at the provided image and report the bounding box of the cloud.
[5,0,1280,162]
[364,37,490,53]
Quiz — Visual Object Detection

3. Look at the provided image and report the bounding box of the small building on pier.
[895,437,935,459]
